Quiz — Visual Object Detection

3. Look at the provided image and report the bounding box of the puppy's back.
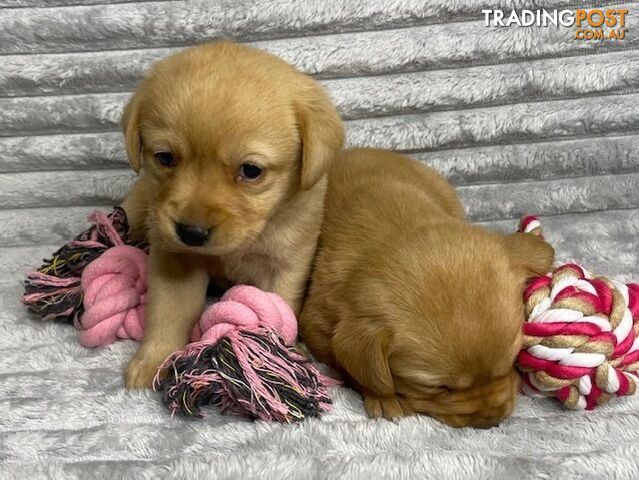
[317,148,463,278]
[327,148,462,231]
[300,148,463,363]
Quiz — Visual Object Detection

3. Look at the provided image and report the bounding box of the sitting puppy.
[299,148,554,427]
[121,42,344,388]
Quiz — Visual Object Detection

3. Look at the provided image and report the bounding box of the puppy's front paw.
[364,395,410,420]
[126,345,175,389]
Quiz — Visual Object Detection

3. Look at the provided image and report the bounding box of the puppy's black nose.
[175,222,210,246]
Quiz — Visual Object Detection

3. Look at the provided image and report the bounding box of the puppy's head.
[122,41,344,255]
[334,224,554,427]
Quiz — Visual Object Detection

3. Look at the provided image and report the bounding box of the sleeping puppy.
[121,42,344,389]
[299,148,554,427]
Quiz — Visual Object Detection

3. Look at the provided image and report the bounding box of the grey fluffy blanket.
[1,0,639,478]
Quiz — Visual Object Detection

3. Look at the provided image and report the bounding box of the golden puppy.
[121,42,344,389]
[299,148,554,427]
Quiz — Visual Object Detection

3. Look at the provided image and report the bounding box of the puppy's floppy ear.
[121,92,143,173]
[295,83,344,189]
[332,322,395,397]
[504,232,555,278]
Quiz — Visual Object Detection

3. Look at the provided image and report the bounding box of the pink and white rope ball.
[516,216,639,409]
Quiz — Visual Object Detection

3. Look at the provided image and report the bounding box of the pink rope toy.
[516,216,639,409]
[156,285,335,421]
[22,208,336,422]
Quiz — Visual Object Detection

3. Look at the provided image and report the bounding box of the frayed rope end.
[22,207,137,323]
[155,329,337,423]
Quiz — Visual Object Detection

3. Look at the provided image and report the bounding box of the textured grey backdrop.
[1,1,638,478]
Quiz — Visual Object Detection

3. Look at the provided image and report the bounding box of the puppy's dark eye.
[239,163,263,181]
[154,151,175,167]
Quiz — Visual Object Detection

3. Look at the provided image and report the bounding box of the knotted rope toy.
[516,216,639,409]
[156,285,334,421]
[23,208,335,422]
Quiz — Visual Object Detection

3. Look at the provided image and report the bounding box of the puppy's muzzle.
[175,222,210,246]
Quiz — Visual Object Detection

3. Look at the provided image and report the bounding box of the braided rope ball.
[516,216,639,409]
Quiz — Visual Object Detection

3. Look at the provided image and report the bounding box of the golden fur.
[121,42,344,389]
[299,148,554,428]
